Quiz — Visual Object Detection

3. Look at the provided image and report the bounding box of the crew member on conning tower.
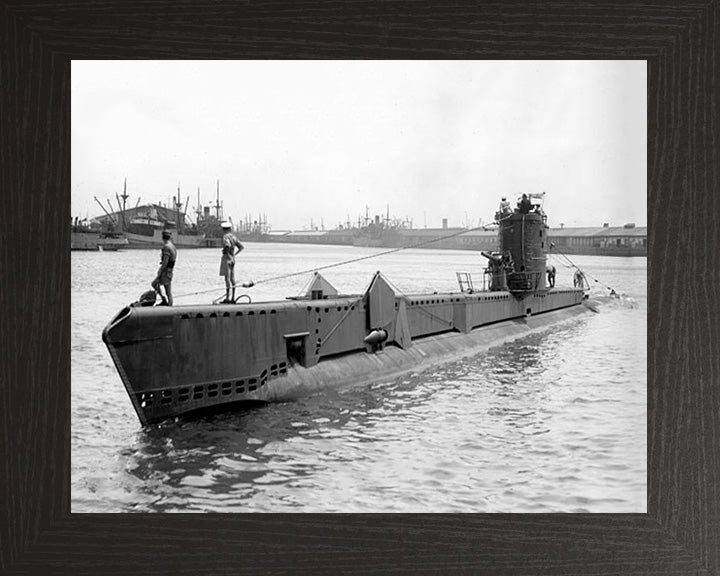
[499,197,511,215]
[518,193,532,214]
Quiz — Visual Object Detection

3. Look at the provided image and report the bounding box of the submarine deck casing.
[102,274,584,425]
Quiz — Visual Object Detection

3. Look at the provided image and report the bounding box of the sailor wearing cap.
[151,230,177,305]
[219,222,244,303]
[499,196,511,215]
[518,193,531,214]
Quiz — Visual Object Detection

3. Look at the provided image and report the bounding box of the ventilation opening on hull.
[139,391,153,408]
[284,332,310,367]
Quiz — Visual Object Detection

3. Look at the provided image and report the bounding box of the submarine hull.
[102,275,584,426]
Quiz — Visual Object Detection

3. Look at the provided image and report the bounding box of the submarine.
[103,196,591,426]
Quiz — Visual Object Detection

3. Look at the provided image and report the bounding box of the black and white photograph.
[71,60,646,513]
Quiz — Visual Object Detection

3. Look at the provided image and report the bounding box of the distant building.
[549,223,646,256]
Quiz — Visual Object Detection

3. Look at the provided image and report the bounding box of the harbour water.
[72,243,646,512]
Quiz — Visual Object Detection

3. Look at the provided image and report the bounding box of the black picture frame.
[1,2,716,574]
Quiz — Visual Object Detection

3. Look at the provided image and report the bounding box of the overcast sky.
[72,60,646,230]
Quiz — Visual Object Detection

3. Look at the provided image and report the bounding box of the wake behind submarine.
[103,195,600,426]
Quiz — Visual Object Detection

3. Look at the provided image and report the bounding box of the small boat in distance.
[103,195,592,426]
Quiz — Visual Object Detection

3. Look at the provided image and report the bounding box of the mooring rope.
[172,225,491,301]
[549,243,617,294]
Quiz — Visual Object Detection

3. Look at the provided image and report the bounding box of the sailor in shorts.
[152,230,177,305]
[219,222,244,303]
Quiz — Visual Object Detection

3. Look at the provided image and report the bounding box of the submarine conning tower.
[497,199,549,295]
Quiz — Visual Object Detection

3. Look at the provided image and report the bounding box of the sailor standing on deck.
[573,269,586,289]
[219,221,244,304]
[151,230,177,306]
[546,264,556,288]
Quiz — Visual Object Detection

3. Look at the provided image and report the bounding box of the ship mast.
[215,180,222,221]
[119,178,129,231]
[175,184,182,232]
[195,187,201,224]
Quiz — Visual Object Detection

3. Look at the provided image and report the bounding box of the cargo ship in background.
[235,213,272,243]
[89,179,238,249]
[79,178,272,249]
[103,194,596,426]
